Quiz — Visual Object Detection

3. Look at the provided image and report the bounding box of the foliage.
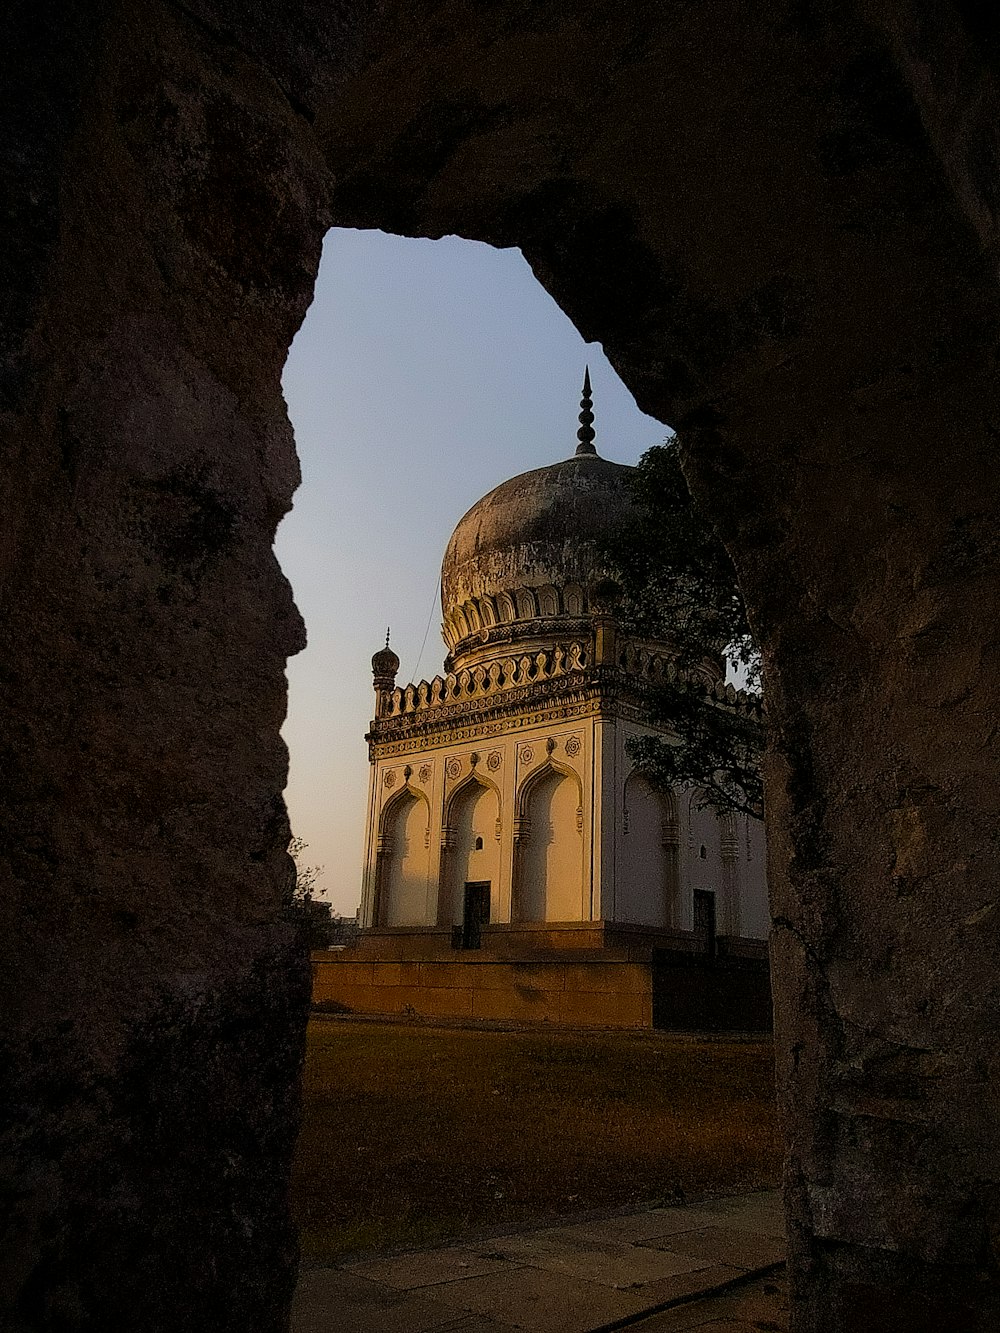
[287,836,339,949]
[605,438,764,819]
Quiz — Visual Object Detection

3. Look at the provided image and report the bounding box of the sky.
[277,229,667,913]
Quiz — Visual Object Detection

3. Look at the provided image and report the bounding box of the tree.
[286,836,339,949]
[605,438,764,819]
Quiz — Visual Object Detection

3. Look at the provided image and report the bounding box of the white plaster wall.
[383,792,432,925]
[359,760,379,927]
[678,791,720,932]
[442,780,501,925]
[364,722,591,929]
[518,767,584,921]
[363,714,769,944]
[618,772,670,927]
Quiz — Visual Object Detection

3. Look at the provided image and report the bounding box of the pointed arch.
[376,783,432,927]
[446,768,502,824]
[563,582,585,615]
[515,587,538,619]
[440,771,502,927]
[536,584,560,617]
[685,787,724,935]
[442,613,459,652]
[513,760,584,922]
[618,770,680,927]
[515,757,583,818]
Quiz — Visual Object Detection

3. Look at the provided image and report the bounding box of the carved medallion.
[520,746,534,765]
[418,763,432,783]
[486,750,502,772]
[383,769,396,788]
[446,757,462,779]
[565,736,582,758]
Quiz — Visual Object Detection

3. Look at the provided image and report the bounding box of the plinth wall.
[312,924,771,1030]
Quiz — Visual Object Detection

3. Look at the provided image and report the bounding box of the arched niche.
[685,789,724,934]
[514,763,584,922]
[617,772,679,928]
[378,787,432,926]
[440,774,501,926]
[515,587,538,620]
[536,584,560,616]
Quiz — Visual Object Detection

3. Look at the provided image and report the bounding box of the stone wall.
[4,3,1000,1331]
[312,940,772,1032]
[313,953,655,1029]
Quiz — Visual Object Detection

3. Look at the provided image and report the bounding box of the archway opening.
[280,228,778,1276]
[277,227,662,920]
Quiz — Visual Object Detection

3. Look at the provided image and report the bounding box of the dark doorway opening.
[462,881,491,950]
[693,889,717,960]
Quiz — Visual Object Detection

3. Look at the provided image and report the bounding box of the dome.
[440,450,636,661]
[371,632,400,683]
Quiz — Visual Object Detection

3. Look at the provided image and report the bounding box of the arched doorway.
[440,777,501,927]
[686,790,723,949]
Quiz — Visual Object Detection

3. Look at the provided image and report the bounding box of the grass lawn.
[292,1018,781,1260]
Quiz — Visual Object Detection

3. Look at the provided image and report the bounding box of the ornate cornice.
[367,659,762,758]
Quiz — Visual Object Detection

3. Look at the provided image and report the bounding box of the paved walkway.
[292,1190,786,1333]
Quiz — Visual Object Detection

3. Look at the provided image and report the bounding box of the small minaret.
[371,628,400,718]
[575,366,597,456]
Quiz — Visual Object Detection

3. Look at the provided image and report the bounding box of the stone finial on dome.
[372,628,400,691]
[576,366,597,456]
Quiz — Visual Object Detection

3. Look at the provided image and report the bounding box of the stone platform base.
[311,924,771,1031]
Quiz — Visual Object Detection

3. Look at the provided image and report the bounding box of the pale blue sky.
[278,229,666,912]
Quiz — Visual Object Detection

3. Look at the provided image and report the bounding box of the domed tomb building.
[313,376,770,1029]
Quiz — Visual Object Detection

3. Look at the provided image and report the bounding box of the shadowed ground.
[293,1017,780,1258]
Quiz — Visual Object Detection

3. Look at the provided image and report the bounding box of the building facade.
[313,379,770,1029]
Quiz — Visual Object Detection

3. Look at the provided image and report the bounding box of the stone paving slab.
[641,1225,786,1271]
[344,1246,516,1290]
[537,1209,732,1247]
[434,1318,521,1332]
[293,1268,487,1332]
[624,1271,788,1331]
[423,1263,691,1332]
[487,1230,712,1288]
[680,1195,786,1239]
[292,1191,785,1333]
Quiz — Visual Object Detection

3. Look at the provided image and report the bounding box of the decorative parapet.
[373,637,764,728]
[380,641,591,720]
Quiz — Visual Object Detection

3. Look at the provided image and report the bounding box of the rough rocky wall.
[3,2,1000,1331]
[1,4,349,1329]
[316,4,1000,1327]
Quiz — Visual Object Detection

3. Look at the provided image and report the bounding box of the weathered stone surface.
[4,2,1000,1330]
[1,3,339,1328]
